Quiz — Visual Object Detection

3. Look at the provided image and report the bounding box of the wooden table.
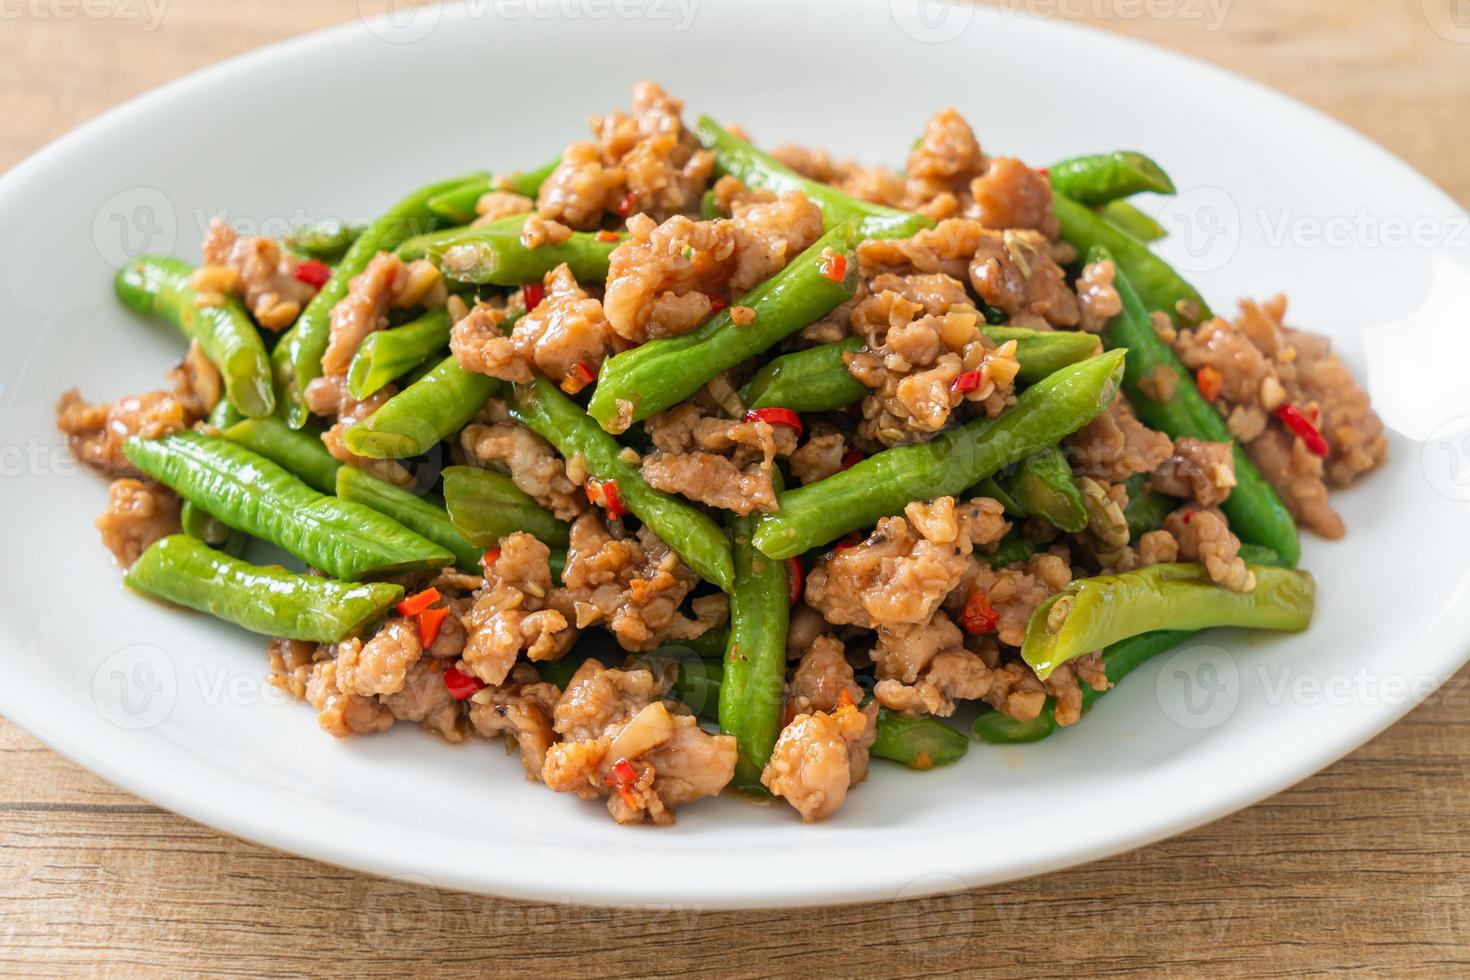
[3,2,1467,974]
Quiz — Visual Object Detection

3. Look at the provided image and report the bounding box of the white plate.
[2,0,1467,909]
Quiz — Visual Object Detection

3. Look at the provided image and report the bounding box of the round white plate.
[2,0,1467,909]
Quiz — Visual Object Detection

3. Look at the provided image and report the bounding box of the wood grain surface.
[2,1,1468,975]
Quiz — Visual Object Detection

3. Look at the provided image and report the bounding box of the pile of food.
[59,82,1385,825]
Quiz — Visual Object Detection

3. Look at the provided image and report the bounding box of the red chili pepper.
[743,407,803,435]
[396,587,441,618]
[480,547,501,575]
[1275,403,1329,457]
[522,281,545,310]
[595,230,620,243]
[833,531,863,552]
[1035,167,1049,179]
[818,251,848,284]
[952,369,985,394]
[416,606,450,649]
[561,360,597,395]
[293,259,332,289]
[1195,365,1223,402]
[616,193,637,217]
[786,557,804,605]
[961,589,999,635]
[706,293,727,316]
[443,663,485,700]
[839,448,864,471]
[604,757,638,788]
[615,786,640,810]
[586,478,627,519]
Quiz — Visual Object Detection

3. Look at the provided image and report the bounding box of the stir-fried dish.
[58,83,1386,825]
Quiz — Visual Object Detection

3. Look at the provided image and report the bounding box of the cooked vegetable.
[344,353,502,460]
[1005,447,1087,533]
[285,220,364,261]
[405,216,622,285]
[346,309,452,400]
[441,464,570,550]
[870,709,968,769]
[424,158,560,225]
[1047,151,1175,205]
[221,417,341,494]
[1099,199,1167,243]
[335,466,482,574]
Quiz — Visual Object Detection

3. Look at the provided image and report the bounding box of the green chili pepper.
[124,431,452,580]
[441,464,570,551]
[1093,243,1300,565]
[511,376,735,592]
[871,709,969,769]
[424,158,560,225]
[587,222,863,432]
[335,466,482,574]
[1004,447,1087,533]
[285,220,365,262]
[1022,562,1315,680]
[114,257,275,419]
[409,217,622,286]
[125,535,403,642]
[752,350,1125,561]
[1099,200,1167,243]
[1047,151,1176,205]
[346,309,452,400]
[221,417,341,495]
[344,353,502,460]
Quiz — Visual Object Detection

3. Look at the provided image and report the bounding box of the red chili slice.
[839,448,865,471]
[616,193,637,217]
[561,360,597,395]
[818,251,848,283]
[786,557,805,606]
[1275,402,1329,457]
[396,587,441,618]
[604,757,638,788]
[587,478,627,519]
[293,259,332,288]
[952,369,985,394]
[522,281,545,310]
[479,547,501,575]
[833,531,864,553]
[961,589,999,635]
[416,606,450,649]
[1195,365,1223,402]
[706,293,727,316]
[443,663,485,700]
[743,407,803,435]
[595,230,620,243]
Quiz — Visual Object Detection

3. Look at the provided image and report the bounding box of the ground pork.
[461,532,574,685]
[467,662,560,778]
[305,660,395,738]
[971,647,1108,728]
[1149,437,1236,507]
[874,647,995,717]
[1065,394,1174,482]
[320,252,443,378]
[787,427,849,486]
[1075,258,1122,333]
[95,478,180,565]
[536,81,713,230]
[170,341,223,420]
[452,265,614,386]
[639,402,795,514]
[460,420,587,521]
[786,635,863,718]
[266,637,320,702]
[968,156,1059,237]
[303,377,410,485]
[473,190,534,224]
[953,549,1075,648]
[1163,507,1255,592]
[761,699,878,823]
[56,387,197,477]
[333,617,421,698]
[382,658,464,743]
[197,218,317,330]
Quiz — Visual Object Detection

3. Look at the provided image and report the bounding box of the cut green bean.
[124,431,452,581]
[752,350,1125,561]
[1005,447,1087,533]
[588,223,863,431]
[336,466,482,574]
[441,465,570,550]
[871,709,968,769]
[115,257,274,418]
[981,530,1038,569]
[207,398,243,431]
[980,327,1101,385]
[412,217,622,286]
[1100,200,1166,243]
[125,535,402,642]
[511,376,734,592]
[1122,473,1175,539]
[425,158,560,225]
[1048,151,1176,205]
[742,338,866,413]
[180,500,247,558]
[286,220,364,261]
[344,353,501,460]
[346,309,451,400]
[222,417,341,494]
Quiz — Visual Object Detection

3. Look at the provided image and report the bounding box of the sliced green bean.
[743,338,866,413]
[981,530,1038,569]
[1005,447,1087,533]
[511,376,735,592]
[588,222,863,431]
[411,217,622,286]
[719,512,791,792]
[425,158,560,225]
[125,535,402,642]
[124,431,452,580]
[346,309,451,400]
[1093,243,1300,565]
[222,417,341,495]
[980,327,1101,385]
[871,709,968,769]
[441,465,570,550]
[1122,472,1174,539]
[1099,200,1166,243]
[273,172,484,428]
[336,466,481,574]
[115,257,274,418]
[1048,151,1175,205]
[1022,563,1315,680]
[344,353,501,460]
[973,476,1027,517]
[752,350,1126,561]
[180,500,247,558]
[286,220,364,261]
[207,398,243,431]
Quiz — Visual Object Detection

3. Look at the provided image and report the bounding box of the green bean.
[1099,200,1166,243]
[115,257,275,418]
[587,223,863,431]
[396,213,524,263]
[1022,562,1315,680]
[719,512,791,792]
[125,535,403,642]
[699,188,725,220]
[415,218,623,286]
[425,158,560,225]
[1048,151,1175,205]
[742,338,866,413]
[511,376,735,592]
[179,500,247,558]
[1054,193,1209,326]
[124,431,452,580]
[871,709,969,769]
[973,476,1027,517]
[343,353,501,460]
[979,326,1102,385]
[273,172,484,428]
[207,398,243,431]
[695,116,930,237]
[441,465,570,550]
[286,220,364,261]
[1005,447,1087,533]
[680,626,731,662]
[1093,243,1300,565]
[222,417,340,494]
[1121,472,1174,539]
[981,530,1038,569]
[346,309,451,400]
[335,466,481,574]
[752,350,1126,560]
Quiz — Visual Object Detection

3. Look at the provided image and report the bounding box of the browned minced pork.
[303,376,410,486]
[170,341,223,420]
[1173,296,1386,537]
[451,265,615,386]
[902,108,987,219]
[320,252,443,378]
[541,660,735,825]
[460,419,587,521]
[1075,258,1122,334]
[640,402,795,514]
[536,81,713,230]
[968,644,1108,728]
[787,425,848,486]
[461,532,574,686]
[761,699,878,823]
[333,618,421,698]
[468,663,561,780]
[844,273,1020,445]
[952,549,1075,648]
[873,617,995,718]
[1065,394,1174,483]
[473,190,534,225]
[806,496,1009,631]
[305,660,395,738]
[550,513,718,652]
[95,478,181,565]
[267,637,320,701]
[382,658,465,743]
[198,218,317,331]
[1163,507,1254,592]
[56,388,196,477]
[786,635,863,717]
[968,156,1059,237]
[517,213,574,250]
[1150,437,1237,507]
